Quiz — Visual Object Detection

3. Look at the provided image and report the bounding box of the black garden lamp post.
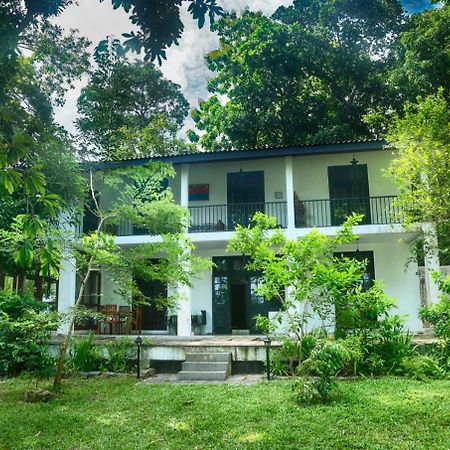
[135,335,143,379]
[263,336,272,381]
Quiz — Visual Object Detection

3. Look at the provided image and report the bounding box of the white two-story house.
[57,139,440,336]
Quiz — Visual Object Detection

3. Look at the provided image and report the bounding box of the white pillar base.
[57,256,77,334]
[177,283,192,337]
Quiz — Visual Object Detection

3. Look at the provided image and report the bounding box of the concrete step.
[185,352,231,363]
[182,361,230,372]
[178,370,228,381]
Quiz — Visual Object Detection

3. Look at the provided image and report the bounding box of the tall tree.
[76,39,191,160]
[53,162,210,389]
[389,3,450,104]
[0,1,223,70]
[386,91,450,263]
[0,16,89,296]
[189,2,405,150]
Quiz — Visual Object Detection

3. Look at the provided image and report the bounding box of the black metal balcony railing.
[108,196,400,235]
[188,201,288,233]
[295,195,401,228]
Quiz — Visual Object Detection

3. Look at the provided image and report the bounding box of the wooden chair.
[103,304,120,335]
[131,304,143,335]
[118,305,132,335]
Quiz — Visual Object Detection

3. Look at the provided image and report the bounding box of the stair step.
[182,361,229,372]
[185,352,231,363]
[178,370,228,381]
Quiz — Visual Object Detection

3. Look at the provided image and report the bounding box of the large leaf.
[15,241,34,269]
[0,169,22,194]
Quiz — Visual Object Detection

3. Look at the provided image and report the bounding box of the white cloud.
[54,0,293,135]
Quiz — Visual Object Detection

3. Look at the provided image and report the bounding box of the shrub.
[0,291,58,376]
[105,339,134,373]
[294,339,355,405]
[400,354,446,380]
[68,332,104,372]
[420,274,450,363]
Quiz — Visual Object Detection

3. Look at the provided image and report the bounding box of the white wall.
[293,150,398,201]
[337,239,423,332]
[188,158,287,206]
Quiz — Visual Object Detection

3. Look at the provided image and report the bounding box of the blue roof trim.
[90,140,385,170]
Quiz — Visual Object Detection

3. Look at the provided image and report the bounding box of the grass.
[0,377,449,450]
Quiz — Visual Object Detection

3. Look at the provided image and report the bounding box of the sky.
[54,0,434,135]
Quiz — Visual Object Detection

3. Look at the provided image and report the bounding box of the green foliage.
[76,39,191,160]
[105,339,135,373]
[68,333,104,373]
[0,291,58,376]
[230,212,413,379]
[0,7,88,288]
[420,274,450,363]
[386,91,450,227]
[400,354,446,380]
[67,335,135,374]
[389,4,450,102]
[294,339,355,405]
[228,212,365,349]
[190,2,405,149]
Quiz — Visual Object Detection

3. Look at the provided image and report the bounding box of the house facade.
[57,140,440,336]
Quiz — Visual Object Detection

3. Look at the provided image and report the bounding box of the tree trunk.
[16,274,25,295]
[53,268,92,390]
[0,273,5,291]
[34,269,44,301]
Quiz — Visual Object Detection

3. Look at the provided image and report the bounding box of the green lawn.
[0,377,449,450]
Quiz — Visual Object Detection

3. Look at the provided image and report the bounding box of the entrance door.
[328,164,371,225]
[212,269,231,334]
[134,276,167,331]
[212,256,281,334]
[227,171,265,229]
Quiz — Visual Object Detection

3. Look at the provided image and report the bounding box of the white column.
[177,163,192,336]
[180,164,189,208]
[423,223,440,305]
[285,156,295,232]
[177,278,192,337]
[57,255,77,334]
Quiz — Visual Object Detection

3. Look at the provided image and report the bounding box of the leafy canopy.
[189,1,406,150]
[76,39,191,160]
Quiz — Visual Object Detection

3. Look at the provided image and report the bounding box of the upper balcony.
[85,142,403,239]
[114,195,400,236]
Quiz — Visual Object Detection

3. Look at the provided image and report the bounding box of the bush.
[105,339,134,373]
[294,339,355,405]
[68,335,135,373]
[420,274,450,362]
[399,354,446,380]
[68,332,104,372]
[0,291,58,376]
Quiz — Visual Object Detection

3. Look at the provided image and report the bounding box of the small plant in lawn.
[294,339,356,405]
